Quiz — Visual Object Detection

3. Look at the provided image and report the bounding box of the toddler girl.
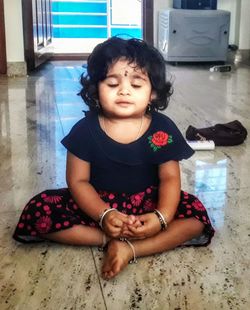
[13,37,214,280]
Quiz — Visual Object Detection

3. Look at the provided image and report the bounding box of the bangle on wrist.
[154,209,167,231]
[98,208,117,229]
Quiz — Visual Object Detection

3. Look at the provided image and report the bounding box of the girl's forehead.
[107,59,148,76]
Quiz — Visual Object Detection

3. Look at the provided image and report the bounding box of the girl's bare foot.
[101,239,134,280]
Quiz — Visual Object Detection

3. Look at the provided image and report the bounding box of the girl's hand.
[102,211,136,238]
[126,212,161,239]
[121,215,143,238]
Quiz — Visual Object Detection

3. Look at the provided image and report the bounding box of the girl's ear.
[150,91,157,101]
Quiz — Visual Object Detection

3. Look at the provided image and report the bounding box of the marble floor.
[0,59,250,310]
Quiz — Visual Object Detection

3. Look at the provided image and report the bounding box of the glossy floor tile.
[0,60,250,310]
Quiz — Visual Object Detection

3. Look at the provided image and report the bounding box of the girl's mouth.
[116,101,132,105]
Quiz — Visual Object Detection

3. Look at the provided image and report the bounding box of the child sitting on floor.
[13,37,214,280]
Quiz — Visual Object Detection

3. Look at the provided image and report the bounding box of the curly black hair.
[79,37,173,113]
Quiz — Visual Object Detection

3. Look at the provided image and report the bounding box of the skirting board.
[7,62,27,77]
[234,49,250,65]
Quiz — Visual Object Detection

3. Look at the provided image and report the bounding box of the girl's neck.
[100,114,151,144]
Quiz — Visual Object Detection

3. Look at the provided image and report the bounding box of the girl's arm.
[128,160,181,238]
[66,151,133,237]
[157,160,181,224]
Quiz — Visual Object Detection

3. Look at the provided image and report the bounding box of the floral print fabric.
[148,131,173,152]
[13,187,215,245]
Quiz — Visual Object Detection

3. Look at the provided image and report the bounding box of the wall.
[238,0,250,49]
[4,0,24,62]
[217,0,240,45]
[3,0,26,75]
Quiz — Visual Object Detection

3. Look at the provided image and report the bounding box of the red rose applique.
[148,131,173,151]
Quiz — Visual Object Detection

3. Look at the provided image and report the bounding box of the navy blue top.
[61,111,194,194]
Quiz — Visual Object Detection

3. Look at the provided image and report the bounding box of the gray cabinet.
[158,9,230,62]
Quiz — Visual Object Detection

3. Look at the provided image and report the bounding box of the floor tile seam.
[54,102,67,137]
[54,101,83,105]
[225,185,250,191]
[194,186,250,193]
[0,210,18,215]
[90,247,108,310]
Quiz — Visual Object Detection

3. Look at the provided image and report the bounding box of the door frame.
[0,0,7,74]
[52,0,154,60]
[143,0,153,45]
[22,0,53,71]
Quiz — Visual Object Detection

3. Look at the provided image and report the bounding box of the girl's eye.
[132,84,142,88]
[107,84,119,87]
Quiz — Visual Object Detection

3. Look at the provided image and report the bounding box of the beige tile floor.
[0,59,250,310]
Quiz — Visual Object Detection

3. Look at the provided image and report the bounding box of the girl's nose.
[118,89,130,95]
[118,83,130,95]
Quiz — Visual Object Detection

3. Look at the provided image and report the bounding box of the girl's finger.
[136,214,148,222]
[127,215,136,224]
[127,225,146,238]
[134,219,143,227]
[112,218,124,227]
[129,224,146,232]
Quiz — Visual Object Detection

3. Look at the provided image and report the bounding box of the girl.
[13,37,214,280]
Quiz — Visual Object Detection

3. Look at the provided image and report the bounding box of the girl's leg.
[13,188,108,246]
[102,218,204,279]
[43,225,106,246]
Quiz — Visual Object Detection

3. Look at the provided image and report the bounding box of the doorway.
[22,0,153,69]
[52,0,153,59]
[52,0,144,54]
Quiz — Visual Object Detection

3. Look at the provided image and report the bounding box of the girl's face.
[98,59,155,118]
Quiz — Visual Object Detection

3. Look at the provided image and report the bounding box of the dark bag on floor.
[185,120,248,146]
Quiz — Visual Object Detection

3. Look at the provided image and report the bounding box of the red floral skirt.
[13,187,215,245]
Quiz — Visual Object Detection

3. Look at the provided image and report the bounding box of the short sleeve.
[146,112,194,164]
[61,117,92,162]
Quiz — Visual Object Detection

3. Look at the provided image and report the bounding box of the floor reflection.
[194,159,227,228]
[0,63,88,209]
